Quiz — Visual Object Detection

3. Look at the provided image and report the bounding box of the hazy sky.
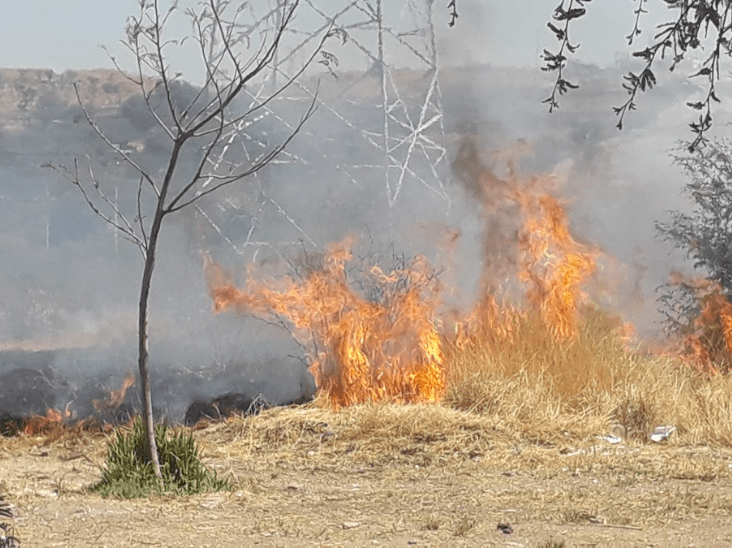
[0,1,667,73]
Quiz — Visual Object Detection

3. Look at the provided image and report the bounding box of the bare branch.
[45,161,147,258]
[72,83,160,198]
[165,113,226,212]
[167,96,317,213]
[101,44,143,86]
[179,12,227,123]
[187,0,301,137]
[86,159,140,239]
[193,27,330,139]
[127,4,176,140]
[152,0,183,133]
[186,9,231,129]
[136,174,149,249]
[625,0,648,45]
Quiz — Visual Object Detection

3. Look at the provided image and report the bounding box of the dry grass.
[4,399,732,545]
[5,307,732,545]
[445,305,732,447]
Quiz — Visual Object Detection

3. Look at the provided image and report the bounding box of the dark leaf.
[639,68,656,92]
[557,79,579,92]
[565,8,587,20]
[547,22,565,40]
[632,48,653,61]
[707,10,721,29]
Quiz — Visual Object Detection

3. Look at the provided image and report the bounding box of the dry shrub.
[444,304,732,446]
[445,306,625,407]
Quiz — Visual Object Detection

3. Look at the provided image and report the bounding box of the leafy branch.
[545,0,732,150]
[540,0,589,112]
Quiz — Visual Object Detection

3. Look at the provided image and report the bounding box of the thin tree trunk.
[138,210,166,480]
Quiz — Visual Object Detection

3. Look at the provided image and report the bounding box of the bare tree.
[49,0,328,479]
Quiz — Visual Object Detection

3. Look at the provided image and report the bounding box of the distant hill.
[0,69,142,128]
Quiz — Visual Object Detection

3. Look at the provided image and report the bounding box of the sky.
[0,1,669,73]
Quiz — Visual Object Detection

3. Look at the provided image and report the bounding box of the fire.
[458,139,596,338]
[14,374,136,436]
[207,239,446,406]
[93,372,136,412]
[22,403,73,435]
[207,142,604,407]
[666,272,732,372]
[519,194,595,338]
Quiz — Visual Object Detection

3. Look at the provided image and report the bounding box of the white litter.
[606,424,625,444]
[650,425,676,442]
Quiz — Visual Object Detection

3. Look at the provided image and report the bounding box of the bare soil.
[2,406,732,547]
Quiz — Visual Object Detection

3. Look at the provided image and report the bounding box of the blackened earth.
[0,348,314,434]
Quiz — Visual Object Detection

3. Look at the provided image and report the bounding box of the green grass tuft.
[91,418,230,498]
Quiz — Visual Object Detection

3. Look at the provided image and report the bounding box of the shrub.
[92,418,230,498]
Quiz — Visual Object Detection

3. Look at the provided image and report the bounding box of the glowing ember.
[22,404,73,435]
[207,239,446,406]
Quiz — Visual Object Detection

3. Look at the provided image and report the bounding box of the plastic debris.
[650,425,676,442]
[606,424,625,444]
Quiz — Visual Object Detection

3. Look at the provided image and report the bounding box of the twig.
[592,522,643,531]
[447,1,458,27]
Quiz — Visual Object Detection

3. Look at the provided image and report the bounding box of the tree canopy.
[541,0,732,151]
[448,1,732,151]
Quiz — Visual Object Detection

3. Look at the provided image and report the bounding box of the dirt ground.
[2,407,732,547]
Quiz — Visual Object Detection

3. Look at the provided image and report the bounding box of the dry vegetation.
[4,310,732,546]
[445,305,732,446]
[6,163,732,544]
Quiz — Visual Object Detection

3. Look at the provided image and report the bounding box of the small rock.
[342,521,360,529]
[497,522,513,534]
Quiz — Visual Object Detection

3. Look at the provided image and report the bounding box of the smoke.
[0,55,711,423]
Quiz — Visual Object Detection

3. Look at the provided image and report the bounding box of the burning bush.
[657,140,732,372]
[659,273,732,373]
[206,148,609,409]
[207,240,446,407]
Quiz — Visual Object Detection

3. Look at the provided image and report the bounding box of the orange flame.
[93,372,136,411]
[456,139,596,338]
[668,272,732,372]
[519,194,595,338]
[208,142,608,406]
[207,239,445,407]
[22,403,74,435]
